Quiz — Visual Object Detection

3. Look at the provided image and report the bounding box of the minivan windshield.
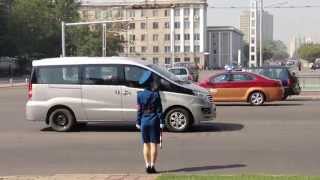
[147,64,189,84]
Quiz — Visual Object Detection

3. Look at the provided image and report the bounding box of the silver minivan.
[26,57,216,132]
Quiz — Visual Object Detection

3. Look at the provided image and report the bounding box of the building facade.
[207,26,244,69]
[79,0,208,67]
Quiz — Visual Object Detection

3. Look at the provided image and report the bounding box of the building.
[289,35,307,59]
[240,0,274,67]
[207,26,244,69]
[79,0,208,67]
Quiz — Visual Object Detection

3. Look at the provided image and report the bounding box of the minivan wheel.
[165,108,191,132]
[249,92,265,106]
[49,108,75,132]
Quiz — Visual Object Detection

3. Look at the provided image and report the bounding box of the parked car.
[311,58,320,70]
[168,67,193,82]
[173,62,199,82]
[198,71,284,106]
[26,57,216,132]
[246,66,301,100]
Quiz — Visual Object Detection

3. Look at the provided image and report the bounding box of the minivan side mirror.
[160,79,170,88]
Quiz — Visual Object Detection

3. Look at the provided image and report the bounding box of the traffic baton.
[160,129,163,149]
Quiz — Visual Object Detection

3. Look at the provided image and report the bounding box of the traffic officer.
[136,70,164,174]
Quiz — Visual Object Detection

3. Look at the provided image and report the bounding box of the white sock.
[146,163,150,167]
[150,163,154,167]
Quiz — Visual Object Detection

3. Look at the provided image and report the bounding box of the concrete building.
[240,1,273,67]
[207,26,244,69]
[289,35,307,59]
[79,0,208,67]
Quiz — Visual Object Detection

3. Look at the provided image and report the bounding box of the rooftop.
[207,26,244,36]
[80,0,207,7]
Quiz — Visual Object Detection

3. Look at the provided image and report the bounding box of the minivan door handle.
[115,90,121,95]
[122,90,131,96]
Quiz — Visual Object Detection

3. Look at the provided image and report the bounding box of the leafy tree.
[262,40,289,60]
[298,44,320,63]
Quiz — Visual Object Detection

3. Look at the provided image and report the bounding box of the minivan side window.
[37,66,79,84]
[83,65,121,85]
[124,65,147,88]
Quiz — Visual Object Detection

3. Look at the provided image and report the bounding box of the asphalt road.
[1,87,320,176]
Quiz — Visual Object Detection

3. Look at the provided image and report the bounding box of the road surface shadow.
[162,164,246,173]
[41,122,243,133]
[189,122,244,133]
[216,103,303,107]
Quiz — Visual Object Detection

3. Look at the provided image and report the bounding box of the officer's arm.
[157,93,165,126]
[137,94,142,126]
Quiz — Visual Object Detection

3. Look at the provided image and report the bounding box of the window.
[194,8,200,17]
[175,34,181,41]
[174,9,180,16]
[152,9,158,16]
[141,34,146,41]
[251,38,255,44]
[165,57,171,64]
[153,34,159,41]
[153,46,159,53]
[184,33,190,40]
[141,22,146,29]
[174,58,181,62]
[211,74,231,83]
[124,65,148,88]
[83,65,121,85]
[141,46,147,53]
[174,22,180,29]
[164,10,169,17]
[129,10,135,17]
[232,74,254,81]
[194,45,200,53]
[251,46,255,52]
[38,66,79,84]
[141,10,145,17]
[164,46,171,53]
[129,34,135,41]
[164,34,171,41]
[164,22,170,29]
[95,11,102,19]
[169,68,188,75]
[130,46,135,53]
[129,23,135,30]
[153,57,159,64]
[174,46,181,52]
[184,46,190,52]
[251,29,255,34]
[194,33,200,40]
[184,21,190,29]
[251,55,255,61]
[184,8,190,16]
[213,50,217,54]
[153,22,159,29]
[184,57,190,62]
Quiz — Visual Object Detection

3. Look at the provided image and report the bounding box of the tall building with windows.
[79,0,208,67]
[240,1,273,67]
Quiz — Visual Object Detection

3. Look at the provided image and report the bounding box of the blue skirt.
[141,114,161,144]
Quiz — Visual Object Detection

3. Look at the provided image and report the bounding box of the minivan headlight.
[193,90,213,104]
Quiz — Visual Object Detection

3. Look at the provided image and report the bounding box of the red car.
[199,71,284,106]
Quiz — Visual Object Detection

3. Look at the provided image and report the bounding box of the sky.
[207,0,320,45]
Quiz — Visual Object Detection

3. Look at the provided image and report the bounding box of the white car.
[168,67,193,82]
[26,57,216,132]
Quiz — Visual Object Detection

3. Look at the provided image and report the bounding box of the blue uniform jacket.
[137,89,164,126]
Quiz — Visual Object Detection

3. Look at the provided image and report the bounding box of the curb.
[288,96,320,101]
[0,83,27,88]
[0,174,158,180]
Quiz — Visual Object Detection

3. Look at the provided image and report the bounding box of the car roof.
[248,66,288,69]
[32,57,150,67]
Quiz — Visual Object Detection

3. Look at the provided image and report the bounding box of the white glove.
[136,124,141,130]
[160,124,165,129]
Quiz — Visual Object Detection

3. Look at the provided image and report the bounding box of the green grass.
[157,175,320,180]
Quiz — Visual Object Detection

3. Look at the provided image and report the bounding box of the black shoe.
[150,166,158,174]
[145,166,152,174]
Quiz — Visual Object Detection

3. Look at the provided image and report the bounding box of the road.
[0,87,320,176]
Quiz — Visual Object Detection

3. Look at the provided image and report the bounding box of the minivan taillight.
[28,83,32,99]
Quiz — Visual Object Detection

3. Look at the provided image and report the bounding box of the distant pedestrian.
[298,61,302,71]
[136,71,164,174]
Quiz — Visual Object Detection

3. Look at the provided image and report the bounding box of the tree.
[262,40,289,61]
[298,44,320,63]
[0,0,11,56]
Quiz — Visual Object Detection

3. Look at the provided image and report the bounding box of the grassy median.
[157,175,320,180]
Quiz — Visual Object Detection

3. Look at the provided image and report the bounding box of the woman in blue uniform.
[136,71,164,174]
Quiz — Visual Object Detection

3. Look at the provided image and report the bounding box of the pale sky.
[207,0,320,45]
